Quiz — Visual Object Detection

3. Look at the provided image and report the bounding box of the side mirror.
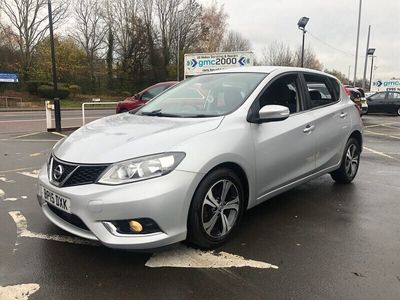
[256,105,290,123]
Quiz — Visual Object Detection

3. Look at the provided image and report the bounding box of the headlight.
[97,152,186,185]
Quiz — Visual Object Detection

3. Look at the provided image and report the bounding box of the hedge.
[26,80,53,94]
[37,85,70,99]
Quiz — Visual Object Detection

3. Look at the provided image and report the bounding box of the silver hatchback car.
[37,67,363,249]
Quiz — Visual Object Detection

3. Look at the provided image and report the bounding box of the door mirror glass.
[257,105,290,123]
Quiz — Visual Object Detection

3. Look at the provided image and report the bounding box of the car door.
[367,92,386,113]
[387,92,400,113]
[250,73,316,202]
[302,73,351,171]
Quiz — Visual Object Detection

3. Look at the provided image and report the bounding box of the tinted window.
[388,92,400,100]
[257,74,301,114]
[141,86,166,101]
[304,74,337,108]
[369,93,386,100]
[329,78,341,98]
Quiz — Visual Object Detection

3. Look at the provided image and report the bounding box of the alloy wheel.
[201,179,240,238]
[345,144,359,178]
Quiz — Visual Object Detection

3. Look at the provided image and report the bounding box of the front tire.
[331,137,361,184]
[187,168,245,249]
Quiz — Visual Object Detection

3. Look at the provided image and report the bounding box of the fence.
[0,96,23,108]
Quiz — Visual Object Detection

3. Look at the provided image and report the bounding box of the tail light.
[344,86,351,96]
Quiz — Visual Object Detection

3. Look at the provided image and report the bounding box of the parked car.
[354,87,368,114]
[344,86,367,114]
[366,91,400,115]
[37,67,363,249]
[115,81,177,113]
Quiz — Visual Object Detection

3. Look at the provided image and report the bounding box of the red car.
[116,81,177,113]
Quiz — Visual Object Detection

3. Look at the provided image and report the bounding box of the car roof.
[210,66,336,79]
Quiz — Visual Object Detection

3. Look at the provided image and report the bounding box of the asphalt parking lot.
[0,114,399,299]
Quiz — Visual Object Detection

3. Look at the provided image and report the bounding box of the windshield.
[138,73,266,117]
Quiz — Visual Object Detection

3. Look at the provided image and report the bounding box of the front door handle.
[340,112,348,119]
[303,124,315,133]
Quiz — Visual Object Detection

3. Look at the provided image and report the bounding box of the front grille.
[48,204,89,231]
[50,155,109,187]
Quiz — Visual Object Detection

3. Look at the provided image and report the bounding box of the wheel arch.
[349,130,363,152]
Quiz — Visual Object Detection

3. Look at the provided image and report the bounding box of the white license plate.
[41,186,71,213]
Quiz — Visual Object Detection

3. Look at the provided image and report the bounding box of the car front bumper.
[37,165,201,249]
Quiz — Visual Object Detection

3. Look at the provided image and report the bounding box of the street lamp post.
[47,0,61,132]
[353,0,362,86]
[297,17,309,68]
[362,25,371,90]
[369,54,376,92]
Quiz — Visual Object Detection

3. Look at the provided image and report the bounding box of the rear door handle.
[303,124,315,133]
[340,112,348,119]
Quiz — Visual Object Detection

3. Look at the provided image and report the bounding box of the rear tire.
[397,107,400,116]
[330,137,361,184]
[187,168,245,249]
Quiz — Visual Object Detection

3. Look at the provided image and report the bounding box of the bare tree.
[72,0,107,88]
[198,1,227,52]
[112,0,148,76]
[154,0,180,75]
[261,41,293,66]
[294,46,323,70]
[221,30,251,52]
[0,0,68,79]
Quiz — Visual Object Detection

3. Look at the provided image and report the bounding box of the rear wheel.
[331,137,361,184]
[187,168,245,249]
[397,106,400,116]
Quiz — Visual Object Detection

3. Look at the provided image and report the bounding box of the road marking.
[364,121,400,128]
[9,211,279,269]
[52,131,67,137]
[365,130,400,140]
[0,139,60,142]
[146,246,279,269]
[8,211,98,247]
[11,132,42,139]
[0,167,35,173]
[363,146,400,161]
[4,198,18,201]
[0,117,99,123]
[29,153,41,157]
[0,176,15,183]
[0,283,40,300]
[17,170,39,178]
[0,189,4,197]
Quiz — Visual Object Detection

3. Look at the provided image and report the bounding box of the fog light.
[129,220,143,233]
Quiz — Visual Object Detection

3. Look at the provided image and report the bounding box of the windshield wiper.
[140,109,182,117]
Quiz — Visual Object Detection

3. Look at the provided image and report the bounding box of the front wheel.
[397,106,400,116]
[187,168,245,249]
[330,137,361,184]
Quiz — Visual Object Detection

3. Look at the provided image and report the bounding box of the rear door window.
[304,74,337,109]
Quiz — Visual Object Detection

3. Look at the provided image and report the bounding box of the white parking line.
[0,283,40,300]
[8,211,98,247]
[364,130,400,140]
[363,146,399,161]
[146,247,279,269]
[51,132,67,137]
[17,170,39,178]
[0,117,99,123]
[9,211,279,269]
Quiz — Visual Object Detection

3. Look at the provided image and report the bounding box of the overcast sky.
[199,0,400,80]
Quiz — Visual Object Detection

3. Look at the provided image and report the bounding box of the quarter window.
[304,74,337,108]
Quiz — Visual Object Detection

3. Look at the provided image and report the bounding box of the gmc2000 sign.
[184,51,254,77]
